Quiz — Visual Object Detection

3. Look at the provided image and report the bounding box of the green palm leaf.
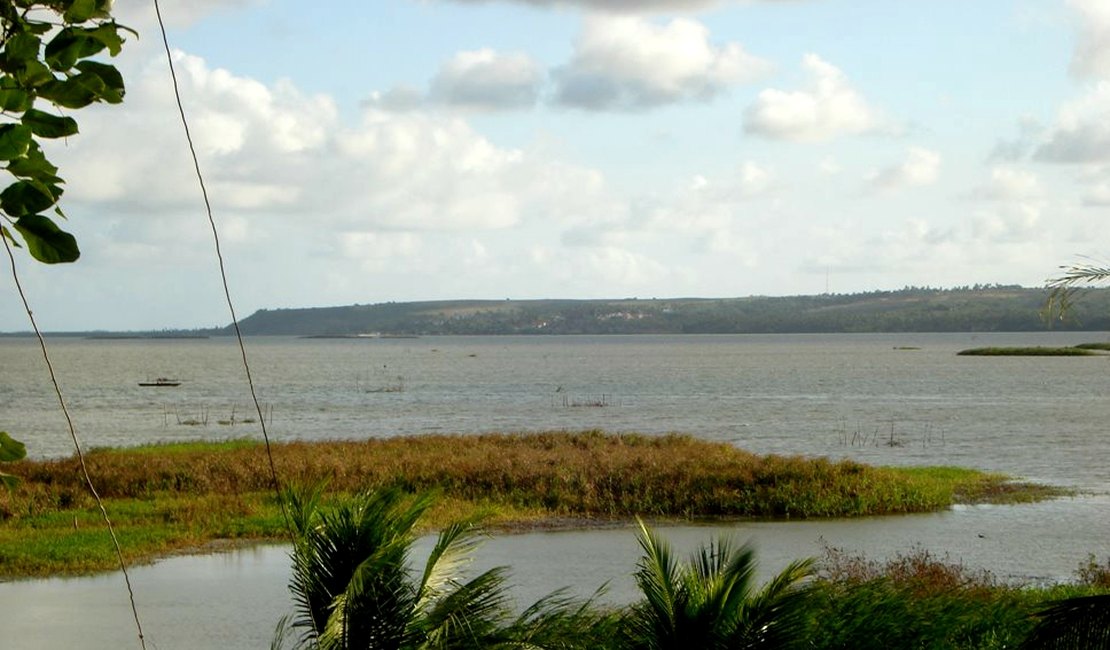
[623,520,814,650]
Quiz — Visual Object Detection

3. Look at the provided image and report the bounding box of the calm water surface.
[2,333,1109,647]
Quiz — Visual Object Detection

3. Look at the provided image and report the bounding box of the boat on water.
[138,378,181,387]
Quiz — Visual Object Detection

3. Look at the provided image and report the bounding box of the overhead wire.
[1,235,148,650]
[151,0,286,506]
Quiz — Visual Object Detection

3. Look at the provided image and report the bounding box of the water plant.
[0,431,1065,577]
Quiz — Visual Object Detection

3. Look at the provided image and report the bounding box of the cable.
[152,0,285,506]
[2,234,148,650]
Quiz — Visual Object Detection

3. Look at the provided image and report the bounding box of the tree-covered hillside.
[229,286,1110,336]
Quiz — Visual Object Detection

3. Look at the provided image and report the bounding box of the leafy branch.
[0,0,130,264]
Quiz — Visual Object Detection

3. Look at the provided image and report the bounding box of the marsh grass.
[0,430,1063,577]
[957,346,1097,356]
[803,546,1108,649]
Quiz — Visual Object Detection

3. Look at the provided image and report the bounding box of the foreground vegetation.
[0,431,1061,578]
[270,487,1109,650]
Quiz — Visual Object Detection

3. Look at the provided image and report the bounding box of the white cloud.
[554,15,770,110]
[989,115,1045,162]
[972,167,1043,202]
[971,203,1043,244]
[1035,82,1110,163]
[45,48,639,298]
[363,85,426,112]
[867,147,941,191]
[115,0,266,28]
[1069,0,1110,79]
[444,0,723,14]
[743,54,882,142]
[339,232,423,272]
[430,49,544,110]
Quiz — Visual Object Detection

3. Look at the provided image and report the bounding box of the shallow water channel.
[3,496,1108,648]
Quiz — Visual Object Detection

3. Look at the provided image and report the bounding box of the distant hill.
[228,286,1110,336]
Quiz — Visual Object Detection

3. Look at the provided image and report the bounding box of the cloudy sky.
[2,0,1108,330]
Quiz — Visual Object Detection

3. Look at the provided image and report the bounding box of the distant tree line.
[225,287,1110,336]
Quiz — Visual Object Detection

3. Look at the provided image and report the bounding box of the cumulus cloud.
[53,49,620,244]
[1035,82,1110,162]
[743,54,882,142]
[1069,0,1110,79]
[970,203,1043,244]
[866,148,941,191]
[553,15,770,110]
[365,50,543,112]
[988,116,1045,162]
[429,49,544,110]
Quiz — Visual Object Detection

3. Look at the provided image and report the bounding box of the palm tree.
[620,521,814,650]
[275,484,616,650]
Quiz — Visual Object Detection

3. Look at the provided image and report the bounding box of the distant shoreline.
[8,286,1110,338]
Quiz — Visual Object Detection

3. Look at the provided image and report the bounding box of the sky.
[2,0,1110,331]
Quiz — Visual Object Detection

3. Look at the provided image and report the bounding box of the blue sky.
[3,0,1109,330]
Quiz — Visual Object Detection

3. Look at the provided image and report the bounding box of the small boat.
[138,378,181,387]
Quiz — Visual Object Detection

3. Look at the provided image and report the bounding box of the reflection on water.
[2,496,1107,649]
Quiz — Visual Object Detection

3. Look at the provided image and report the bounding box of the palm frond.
[497,586,622,650]
[626,524,815,650]
[732,558,814,649]
[416,515,487,612]
[418,566,512,648]
[630,519,682,647]
[1043,258,1110,324]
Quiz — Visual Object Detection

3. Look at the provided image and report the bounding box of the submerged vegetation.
[0,430,1062,578]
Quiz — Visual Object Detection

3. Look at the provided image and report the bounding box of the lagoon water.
[2,332,1110,647]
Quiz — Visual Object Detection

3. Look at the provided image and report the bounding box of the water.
[2,332,1109,648]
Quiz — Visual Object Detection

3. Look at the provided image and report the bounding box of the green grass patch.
[957,346,1097,356]
[0,431,1065,578]
[1074,342,1110,351]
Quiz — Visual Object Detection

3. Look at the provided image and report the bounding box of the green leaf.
[7,142,62,184]
[44,28,106,72]
[86,24,126,57]
[2,179,60,216]
[15,60,54,87]
[4,33,42,65]
[37,76,97,109]
[23,21,53,36]
[0,471,18,490]
[13,214,79,263]
[0,124,33,160]
[0,85,33,112]
[0,432,27,462]
[22,108,79,138]
[64,0,98,23]
[75,60,124,101]
[0,225,22,248]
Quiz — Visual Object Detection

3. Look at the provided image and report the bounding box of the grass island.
[0,430,1064,578]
